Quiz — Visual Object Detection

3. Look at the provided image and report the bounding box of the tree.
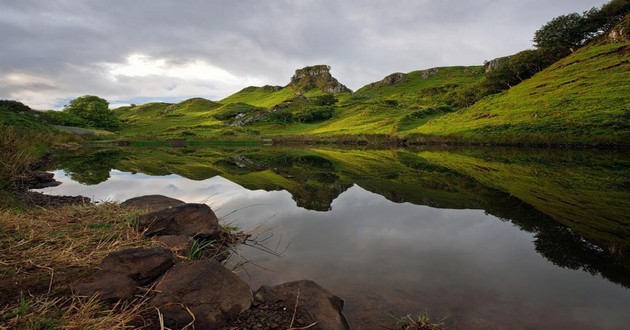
[64,95,120,129]
[533,13,587,55]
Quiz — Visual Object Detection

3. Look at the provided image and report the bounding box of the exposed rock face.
[262,85,283,91]
[255,280,350,330]
[484,56,509,73]
[364,72,407,88]
[150,259,253,329]
[608,14,630,42]
[121,195,185,213]
[421,67,439,79]
[289,65,352,94]
[73,247,175,302]
[138,203,220,238]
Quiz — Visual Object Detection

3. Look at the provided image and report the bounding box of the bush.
[313,94,337,106]
[266,109,294,124]
[40,110,86,127]
[295,106,335,123]
[0,100,31,114]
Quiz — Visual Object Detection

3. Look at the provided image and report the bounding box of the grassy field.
[414,42,630,144]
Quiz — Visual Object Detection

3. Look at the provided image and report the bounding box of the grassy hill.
[413,42,630,145]
[112,41,630,145]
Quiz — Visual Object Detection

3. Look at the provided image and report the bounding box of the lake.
[35,146,630,329]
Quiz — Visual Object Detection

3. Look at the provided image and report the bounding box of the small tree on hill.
[64,95,119,129]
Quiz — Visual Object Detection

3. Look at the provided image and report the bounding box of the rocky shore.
[71,195,351,330]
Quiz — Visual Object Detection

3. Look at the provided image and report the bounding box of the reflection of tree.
[534,225,630,288]
[55,150,122,185]
[486,196,630,289]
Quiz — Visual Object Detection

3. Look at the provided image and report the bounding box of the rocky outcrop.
[608,14,630,42]
[150,259,253,329]
[289,65,352,95]
[421,67,439,79]
[484,56,509,73]
[120,194,185,212]
[73,247,176,302]
[137,203,220,238]
[255,280,350,330]
[364,72,407,88]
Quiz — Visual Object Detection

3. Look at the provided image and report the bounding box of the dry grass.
[0,203,160,329]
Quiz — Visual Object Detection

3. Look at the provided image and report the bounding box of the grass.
[390,311,448,330]
[0,200,249,329]
[415,42,630,145]
[0,203,159,329]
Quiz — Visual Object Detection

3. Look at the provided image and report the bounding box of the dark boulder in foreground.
[121,194,185,213]
[73,247,175,302]
[150,259,253,329]
[98,247,176,285]
[138,203,220,238]
[254,280,350,330]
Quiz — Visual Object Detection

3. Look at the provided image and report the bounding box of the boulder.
[254,280,350,330]
[73,271,137,302]
[150,259,252,329]
[156,234,193,252]
[138,203,220,238]
[98,247,176,285]
[121,195,185,212]
[73,247,175,302]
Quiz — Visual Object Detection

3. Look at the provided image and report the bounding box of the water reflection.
[37,146,630,329]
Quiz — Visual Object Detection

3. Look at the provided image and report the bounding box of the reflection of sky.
[36,170,630,329]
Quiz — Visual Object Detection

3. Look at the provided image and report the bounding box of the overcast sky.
[0,0,606,109]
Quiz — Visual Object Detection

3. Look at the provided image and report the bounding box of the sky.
[0,0,607,110]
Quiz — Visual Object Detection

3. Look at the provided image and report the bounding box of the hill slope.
[413,42,630,144]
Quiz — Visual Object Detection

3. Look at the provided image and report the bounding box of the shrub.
[295,106,335,123]
[313,94,338,106]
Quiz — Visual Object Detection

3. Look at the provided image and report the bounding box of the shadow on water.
[48,146,630,289]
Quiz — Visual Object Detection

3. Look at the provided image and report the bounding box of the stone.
[73,271,136,302]
[364,72,407,88]
[121,195,185,213]
[156,234,193,252]
[150,259,253,329]
[16,171,61,189]
[138,203,220,238]
[254,280,350,330]
[98,247,176,285]
[73,247,175,302]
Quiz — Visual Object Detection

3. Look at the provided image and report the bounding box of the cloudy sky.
[0,0,606,109]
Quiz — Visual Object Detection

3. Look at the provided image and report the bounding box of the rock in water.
[138,203,220,238]
[150,259,253,329]
[255,280,350,330]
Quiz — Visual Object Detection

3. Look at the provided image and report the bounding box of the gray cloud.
[0,0,606,109]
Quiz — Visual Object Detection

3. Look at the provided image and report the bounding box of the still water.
[36,147,630,329]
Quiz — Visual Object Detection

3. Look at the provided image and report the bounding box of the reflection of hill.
[50,146,630,287]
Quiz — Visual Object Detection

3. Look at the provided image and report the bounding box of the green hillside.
[414,42,630,144]
[221,65,484,137]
